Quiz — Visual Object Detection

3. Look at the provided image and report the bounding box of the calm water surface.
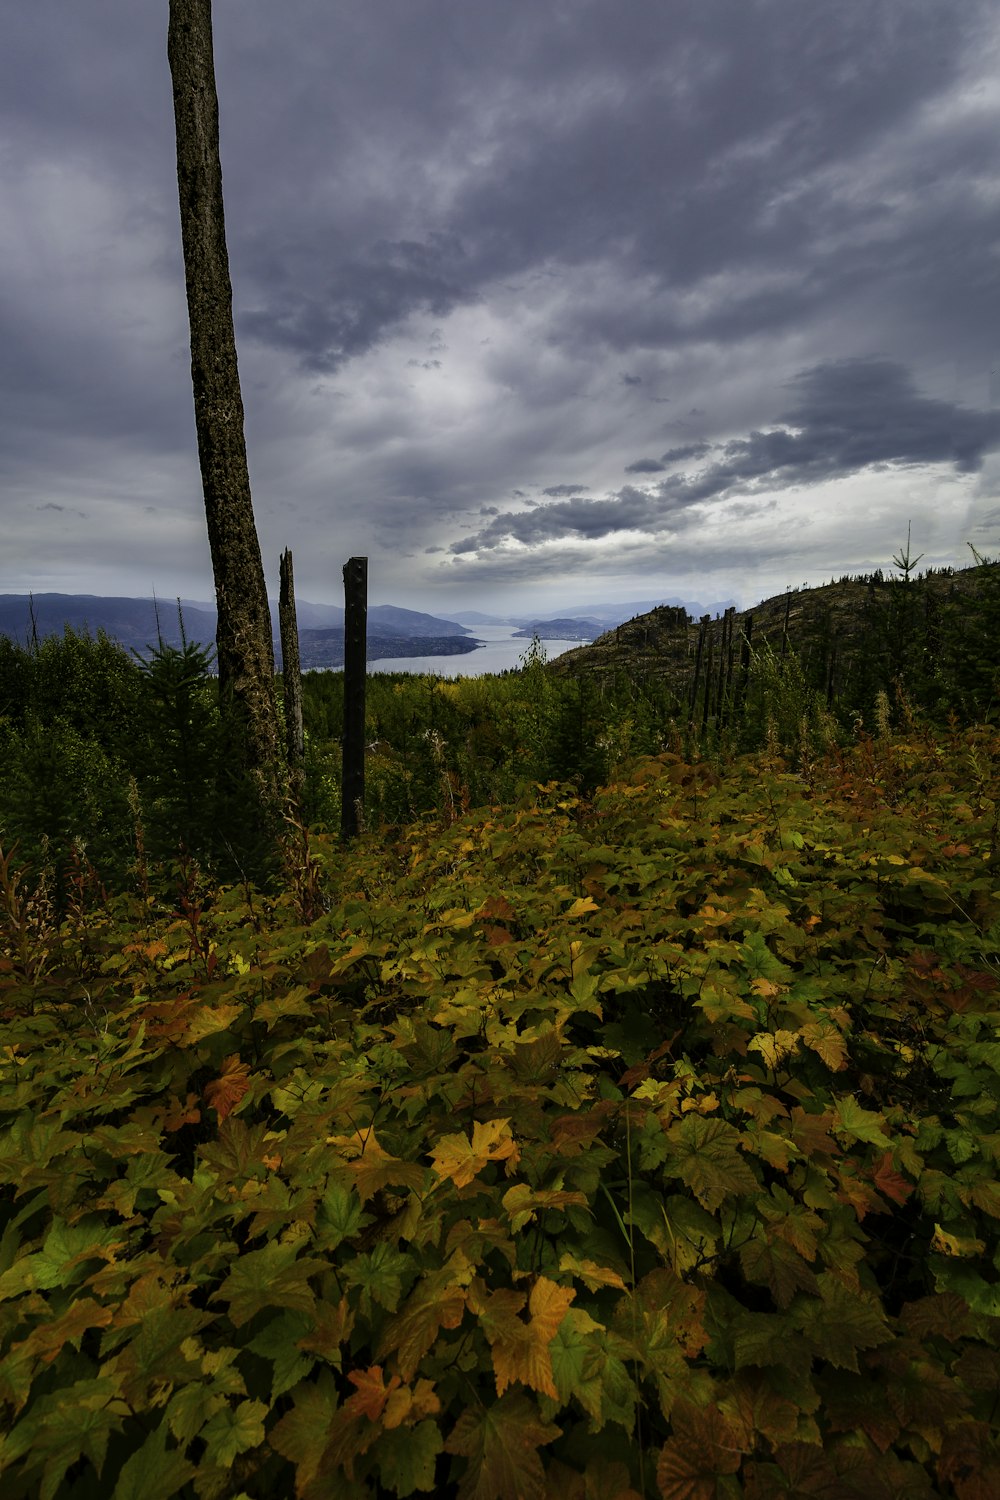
[366,624,583,677]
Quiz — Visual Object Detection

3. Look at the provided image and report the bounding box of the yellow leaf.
[558,1253,626,1292]
[430,1119,519,1188]
[748,1030,799,1069]
[565,896,599,918]
[181,1003,243,1046]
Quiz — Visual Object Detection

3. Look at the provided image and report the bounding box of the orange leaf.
[475,1277,573,1400]
[327,1126,427,1204]
[345,1365,398,1421]
[870,1151,913,1207]
[204,1054,252,1122]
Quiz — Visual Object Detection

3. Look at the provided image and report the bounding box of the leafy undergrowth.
[1,727,999,1499]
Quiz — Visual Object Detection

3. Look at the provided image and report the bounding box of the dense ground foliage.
[1,724,998,1496]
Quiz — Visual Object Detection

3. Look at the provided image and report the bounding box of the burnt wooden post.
[341,556,367,840]
[739,613,754,709]
[701,630,714,734]
[279,548,305,799]
[715,607,734,721]
[689,614,710,721]
[723,607,737,724]
[781,589,792,656]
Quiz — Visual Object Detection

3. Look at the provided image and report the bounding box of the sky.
[2,0,1000,619]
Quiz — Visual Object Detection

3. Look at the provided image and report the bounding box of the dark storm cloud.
[454,359,1000,552]
[541,484,590,497]
[661,443,712,465]
[212,0,999,374]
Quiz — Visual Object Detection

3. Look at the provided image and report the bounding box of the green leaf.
[213,1240,324,1328]
[342,1242,411,1315]
[663,1115,760,1212]
[375,1419,444,1496]
[200,1398,268,1469]
[247,1310,316,1397]
[791,1274,891,1372]
[833,1096,893,1148]
[317,1180,370,1250]
[111,1420,196,1500]
[446,1392,560,1500]
[268,1370,340,1492]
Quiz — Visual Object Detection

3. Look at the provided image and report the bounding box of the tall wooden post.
[341,556,367,840]
[279,549,305,799]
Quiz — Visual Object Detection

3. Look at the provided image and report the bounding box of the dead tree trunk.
[167,0,285,856]
[341,556,367,840]
[279,548,305,799]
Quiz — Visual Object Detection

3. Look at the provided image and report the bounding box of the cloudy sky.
[3,0,1000,617]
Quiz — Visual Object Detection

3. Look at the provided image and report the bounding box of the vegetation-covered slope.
[1,725,998,1497]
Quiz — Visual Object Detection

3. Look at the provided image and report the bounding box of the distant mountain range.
[0,591,739,670]
[0,594,476,668]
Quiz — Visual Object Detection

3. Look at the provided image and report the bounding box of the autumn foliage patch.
[1,727,999,1497]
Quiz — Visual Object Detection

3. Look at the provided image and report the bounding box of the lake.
[365,623,585,677]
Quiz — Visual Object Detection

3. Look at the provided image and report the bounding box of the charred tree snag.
[167,0,285,862]
[341,556,368,840]
[279,548,305,800]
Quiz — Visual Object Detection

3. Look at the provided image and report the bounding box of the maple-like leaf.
[869,1151,913,1207]
[798,1019,849,1071]
[108,1422,195,1500]
[502,1183,589,1233]
[213,1239,324,1328]
[748,1029,799,1070]
[326,1126,427,1204]
[663,1114,759,1211]
[446,1392,560,1500]
[375,1418,444,1496]
[179,1002,243,1046]
[656,1401,745,1500]
[472,1276,574,1400]
[204,1054,252,1123]
[269,1369,340,1495]
[833,1097,892,1149]
[739,1232,819,1309]
[345,1365,398,1422]
[430,1118,519,1188]
[547,1306,606,1423]
[200,1398,267,1469]
[791,1274,891,1372]
[558,1252,627,1292]
[376,1259,471,1380]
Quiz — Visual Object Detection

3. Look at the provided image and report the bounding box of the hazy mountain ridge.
[0,594,472,664]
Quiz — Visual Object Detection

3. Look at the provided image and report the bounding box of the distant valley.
[0,592,734,669]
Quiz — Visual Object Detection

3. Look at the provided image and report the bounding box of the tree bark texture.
[167,0,285,836]
[279,548,305,797]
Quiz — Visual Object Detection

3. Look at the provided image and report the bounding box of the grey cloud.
[542,484,590,497]
[661,443,712,464]
[625,459,667,474]
[621,373,642,386]
[453,358,1000,553]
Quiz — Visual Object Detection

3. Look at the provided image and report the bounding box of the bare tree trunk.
[167,0,285,854]
[341,556,367,840]
[279,548,305,799]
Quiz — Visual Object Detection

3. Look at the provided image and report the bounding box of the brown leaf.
[204,1053,252,1123]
